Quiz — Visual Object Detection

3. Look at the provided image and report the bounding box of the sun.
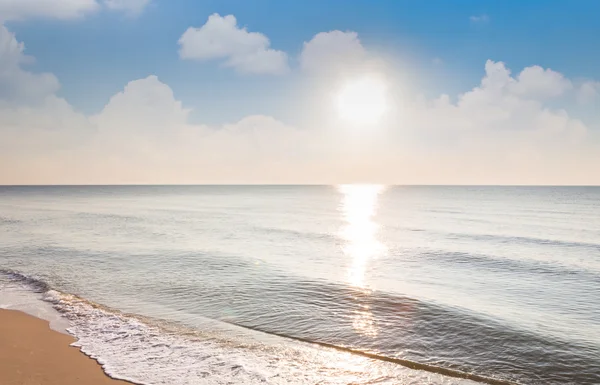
[335,76,388,125]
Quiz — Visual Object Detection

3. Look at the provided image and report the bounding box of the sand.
[0,309,133,385]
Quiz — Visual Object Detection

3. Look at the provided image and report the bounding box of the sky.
[1,0,600,185]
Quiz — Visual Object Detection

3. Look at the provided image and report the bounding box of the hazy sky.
[1,0,599,185]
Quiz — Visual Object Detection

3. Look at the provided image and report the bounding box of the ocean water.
[0,185,599,385]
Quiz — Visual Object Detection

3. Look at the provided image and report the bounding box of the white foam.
[43,289,482,385]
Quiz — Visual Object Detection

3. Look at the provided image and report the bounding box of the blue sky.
[1,0,599,184]
[7,0,600,124]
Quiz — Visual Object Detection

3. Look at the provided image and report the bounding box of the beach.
[0,309,131,385]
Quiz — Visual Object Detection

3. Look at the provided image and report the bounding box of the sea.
[0,185,598,385]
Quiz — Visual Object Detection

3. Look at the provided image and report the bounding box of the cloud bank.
[0,17,599,185]
[402,60,596,184]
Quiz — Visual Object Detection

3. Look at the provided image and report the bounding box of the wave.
[1,269,506,385]
[1,270,51,293]
[252,225,338,243]
[419,250,600,279]
[447,232,600,252]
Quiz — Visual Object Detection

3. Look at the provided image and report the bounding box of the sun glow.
[335,76,388,125]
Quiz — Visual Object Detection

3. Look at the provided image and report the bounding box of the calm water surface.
[1,186,599,385]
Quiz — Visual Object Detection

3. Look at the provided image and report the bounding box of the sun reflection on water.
[338,184,387,288]
[338,184,387,338]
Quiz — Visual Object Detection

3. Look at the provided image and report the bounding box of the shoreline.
[0,276,518,385]
[0,309,134,385]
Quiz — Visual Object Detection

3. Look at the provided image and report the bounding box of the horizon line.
[1,184,599,187]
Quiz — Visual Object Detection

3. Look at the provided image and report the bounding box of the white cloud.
[451,60,571,104]
[0,25,90,167]
[178,13,289,75]
[578,81,600,104]
[300,30,366,73]
[404,60,590,180]
[0,70,308,183]
[0,95,91,155]
[91,75,190,133]
[86,76,194,173]
[410,60,584,135]
[0,24,60,104]
[85,77,309,182]
[0,0,99,21]
[511,65,572,98]
[470,14,490,23]
[104,0,150,14]
[0,0,150,21]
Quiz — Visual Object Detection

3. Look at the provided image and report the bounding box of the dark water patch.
[0,216,21,225]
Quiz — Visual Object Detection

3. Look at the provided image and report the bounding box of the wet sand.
[0,309,133,385]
